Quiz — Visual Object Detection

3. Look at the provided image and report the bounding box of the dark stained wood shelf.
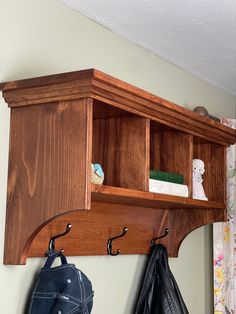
[91,184,225,210]
[1,68,235,264]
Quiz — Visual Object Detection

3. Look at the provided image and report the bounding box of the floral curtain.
[213,118,236,314]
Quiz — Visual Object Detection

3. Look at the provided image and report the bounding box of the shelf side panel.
[4,98,93,264]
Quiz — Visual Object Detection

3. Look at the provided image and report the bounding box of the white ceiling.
[59,0,236,95]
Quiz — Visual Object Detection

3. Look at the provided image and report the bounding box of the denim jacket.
[28,252,94,314]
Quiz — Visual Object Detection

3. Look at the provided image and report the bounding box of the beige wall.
[0,1,235,313]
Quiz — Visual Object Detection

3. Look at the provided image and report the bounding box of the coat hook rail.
[151,228,169,247]
[107,227,128,256]
[48,223,72,252]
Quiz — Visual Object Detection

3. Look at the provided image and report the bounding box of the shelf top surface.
[91,184,225,210]
[1,68,235,145]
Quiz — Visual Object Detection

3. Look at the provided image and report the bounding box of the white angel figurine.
[192,159,208,201]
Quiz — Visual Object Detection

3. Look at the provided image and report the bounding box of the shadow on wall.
[125,255,147,314]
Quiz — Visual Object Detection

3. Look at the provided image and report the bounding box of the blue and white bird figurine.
[91,163,104,185]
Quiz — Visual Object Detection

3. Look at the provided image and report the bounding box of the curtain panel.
[213,118,236,314]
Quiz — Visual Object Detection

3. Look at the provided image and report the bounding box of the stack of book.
[149,170,189,197]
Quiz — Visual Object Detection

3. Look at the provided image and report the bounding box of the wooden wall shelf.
[1,69,235,264]
[91,184,225,209]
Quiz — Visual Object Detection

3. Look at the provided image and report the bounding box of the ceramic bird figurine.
[193,106,220,122]
[91,163,104,185]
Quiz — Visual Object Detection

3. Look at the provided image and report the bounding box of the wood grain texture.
[4,98,92,264]
[28,203,170,258]
[28,202,226,259]
[93,115,150,191]
[1,69,235,145]
[169,207,226,256]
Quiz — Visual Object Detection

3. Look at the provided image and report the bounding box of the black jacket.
[135,244,189,314]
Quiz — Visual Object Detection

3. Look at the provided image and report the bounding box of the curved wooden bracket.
[168,207,226,256]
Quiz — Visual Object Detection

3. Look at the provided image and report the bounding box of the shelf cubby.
[193,137,226,203]
[150,121,192,192]
[93,101,149,191]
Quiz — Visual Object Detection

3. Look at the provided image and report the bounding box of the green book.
[150,170,184,184]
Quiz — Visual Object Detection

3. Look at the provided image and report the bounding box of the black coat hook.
[48,223,72,252]
[107,227,128,256]
[151,228,169,247]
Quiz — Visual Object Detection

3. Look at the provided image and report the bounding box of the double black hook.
[151,228,169,247]
[47,223,72,254]
[107,227,169,256]
[107,227,128,256]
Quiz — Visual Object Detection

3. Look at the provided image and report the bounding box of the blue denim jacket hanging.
[28,252,94,314]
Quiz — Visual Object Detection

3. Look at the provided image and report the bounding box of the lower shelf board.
[91,184,226,210]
